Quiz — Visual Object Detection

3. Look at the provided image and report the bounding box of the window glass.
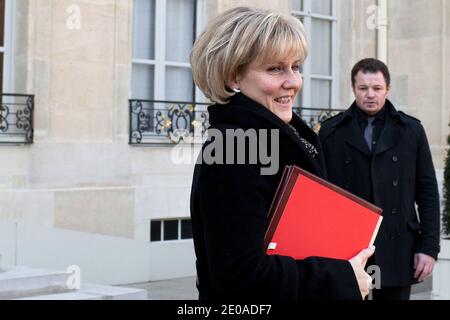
[312,0,332,16]
[311,19,331,76]
[181,219,192,239]
[150,220,161,242]
[163,220,179,241]
[133,0,155,60]
[166,0,195,62]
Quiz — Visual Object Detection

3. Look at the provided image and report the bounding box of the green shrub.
[443,132,450,235]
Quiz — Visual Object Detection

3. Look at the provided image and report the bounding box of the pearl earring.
[232,87,241,93]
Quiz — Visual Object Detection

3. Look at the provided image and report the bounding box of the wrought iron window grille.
[129,99,209,145]
[0,94,34,144]
[129,99,343,145]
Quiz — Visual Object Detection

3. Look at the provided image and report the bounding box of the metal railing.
[0,94,34,144]
[129,99,209,144]
[129,99,343,145]
[293,107,344,132]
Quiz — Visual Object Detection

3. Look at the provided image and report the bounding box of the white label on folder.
[268,243,277,250]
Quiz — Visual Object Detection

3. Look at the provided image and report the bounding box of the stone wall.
[0,0,194,240]
[0,0,448,242]
[338,0,448,168]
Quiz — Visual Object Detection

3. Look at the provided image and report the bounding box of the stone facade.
[2,0,193,240]
[338,0,449,168]
[0,0,448,243]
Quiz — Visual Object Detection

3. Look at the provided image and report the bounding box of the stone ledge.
[0,266,71,299]
[16,284,148,300]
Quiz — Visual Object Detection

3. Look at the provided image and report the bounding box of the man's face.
[352,71,390,116]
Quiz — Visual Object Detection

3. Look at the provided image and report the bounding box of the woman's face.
[231,55,302,124]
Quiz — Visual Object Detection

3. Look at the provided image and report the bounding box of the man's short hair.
[351,58,391,88]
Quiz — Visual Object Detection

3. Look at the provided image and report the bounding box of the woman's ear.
[227,72,240,91]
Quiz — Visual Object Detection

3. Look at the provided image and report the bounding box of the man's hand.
[414,253,436,282]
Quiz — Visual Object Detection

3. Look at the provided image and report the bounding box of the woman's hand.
[349,246,375,299]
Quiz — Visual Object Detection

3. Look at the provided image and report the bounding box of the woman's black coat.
[190,93,361,300]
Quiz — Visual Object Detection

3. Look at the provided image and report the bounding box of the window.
[150,220,161,241]
[132,0,198,102]
[163,220,178,241]
[150,218,193,242]
[292,0,339,110]
[0,0,4,93]
[181,219,192,239]
[0,0,13,93]
[130,0,206,143]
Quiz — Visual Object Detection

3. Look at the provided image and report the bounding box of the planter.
[432,238,450,299]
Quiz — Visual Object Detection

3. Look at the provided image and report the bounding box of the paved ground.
[121,276,433,300]
[123,277,198,300]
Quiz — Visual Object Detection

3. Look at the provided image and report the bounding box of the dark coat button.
[391,208,398,214]
[345,159,351,165]
[393,180,398,187]
[389,233,396,240]
[392,156,398,162]
[345,182,351,189]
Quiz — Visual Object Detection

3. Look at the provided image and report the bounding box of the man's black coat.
[190,93,361,300]
[319,100,440,286]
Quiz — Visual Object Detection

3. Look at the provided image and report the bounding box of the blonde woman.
[190,6,374,300]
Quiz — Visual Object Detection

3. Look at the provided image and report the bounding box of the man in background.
[319,58,440,300]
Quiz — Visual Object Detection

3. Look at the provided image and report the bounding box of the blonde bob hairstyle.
[190,6,308,105]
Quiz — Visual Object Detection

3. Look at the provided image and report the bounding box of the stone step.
[0,266,148,300]
[16,284,148,300]
[16,291,104,300]
[0,266,72,299]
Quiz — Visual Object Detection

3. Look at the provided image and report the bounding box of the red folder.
[264,165,383,260]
